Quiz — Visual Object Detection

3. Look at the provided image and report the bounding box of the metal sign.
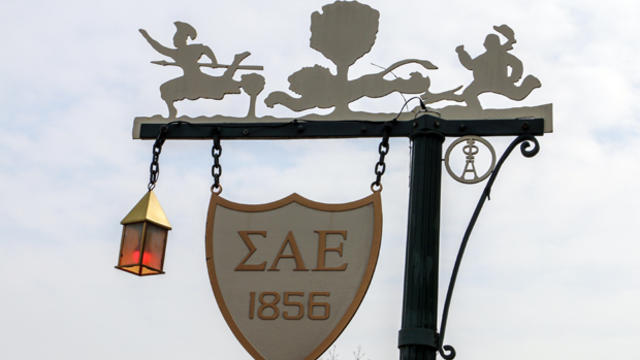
[133,0,552,138]
[125,1,553,359]
[205,192,382,360]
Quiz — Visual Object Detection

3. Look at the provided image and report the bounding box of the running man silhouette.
[455,25,541,110]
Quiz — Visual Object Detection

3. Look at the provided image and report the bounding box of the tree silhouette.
[310,1,379,83]
[241,73,265,118]
[266,1,439,116]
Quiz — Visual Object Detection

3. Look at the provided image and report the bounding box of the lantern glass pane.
[143,223,167,270]
[119,223,144,266]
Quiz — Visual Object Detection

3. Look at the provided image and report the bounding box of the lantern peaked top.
[121,190,172,229]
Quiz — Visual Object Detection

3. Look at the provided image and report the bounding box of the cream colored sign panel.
[206,192,382,360]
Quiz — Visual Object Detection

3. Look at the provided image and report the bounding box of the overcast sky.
[1,0,639,359]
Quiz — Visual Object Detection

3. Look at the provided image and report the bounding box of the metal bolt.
[242,129,249,136]
[522,122,530,130]
[434,120,440,128]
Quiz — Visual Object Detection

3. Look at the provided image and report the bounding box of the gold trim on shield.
[205,192,383,360]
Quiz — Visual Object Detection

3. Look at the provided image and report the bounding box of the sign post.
[398,132,443,360]
[119,1,553,358]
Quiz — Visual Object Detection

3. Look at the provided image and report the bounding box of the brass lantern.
[116,191,172,276]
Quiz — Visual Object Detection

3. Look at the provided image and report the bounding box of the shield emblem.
[206,192,382,360]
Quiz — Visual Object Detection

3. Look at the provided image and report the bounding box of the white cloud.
[1,0,639,359]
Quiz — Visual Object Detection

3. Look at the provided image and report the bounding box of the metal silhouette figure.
[265,59,460,114]
[264,1,460,117]
[453,25,541,110]
[139,21,264,119]
[133,13,551,136]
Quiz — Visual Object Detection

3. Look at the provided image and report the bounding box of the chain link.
[371,123,392,192]
[148,125,169,191]
[211,134,222,193]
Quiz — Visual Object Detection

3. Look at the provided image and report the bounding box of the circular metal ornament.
[444,135,496,184]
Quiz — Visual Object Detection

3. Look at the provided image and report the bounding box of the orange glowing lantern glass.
[116,191,171,276]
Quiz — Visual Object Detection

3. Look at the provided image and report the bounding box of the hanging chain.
[371,123,392,192]
[148,125,169,191]
[211,134,222,194]
[147,121,191,191]
[370,97,419,192]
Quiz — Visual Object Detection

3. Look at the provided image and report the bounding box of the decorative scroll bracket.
[436,134,541,359]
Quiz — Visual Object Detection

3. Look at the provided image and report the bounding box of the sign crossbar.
[137,115,545,140]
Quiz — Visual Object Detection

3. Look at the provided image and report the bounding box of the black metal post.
[398,131,443,360]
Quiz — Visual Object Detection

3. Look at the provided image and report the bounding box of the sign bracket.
[136,115,544,359]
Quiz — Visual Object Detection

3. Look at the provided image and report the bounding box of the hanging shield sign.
[206,192,382,360]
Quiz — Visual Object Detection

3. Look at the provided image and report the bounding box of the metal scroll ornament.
[445,136,496,184]
[437,134,540,359]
